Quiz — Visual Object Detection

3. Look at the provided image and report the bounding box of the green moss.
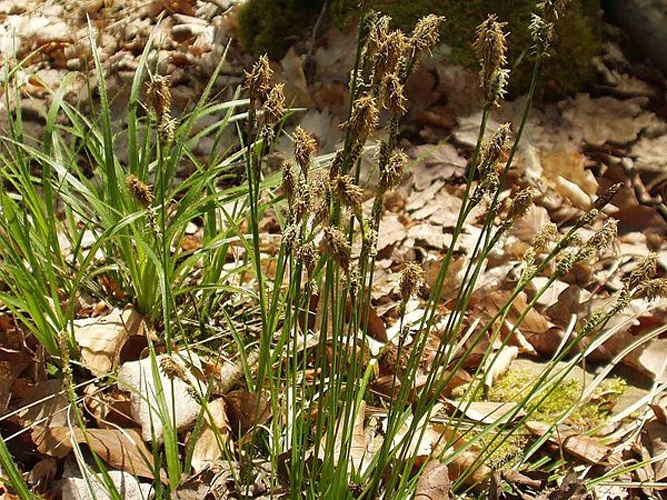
[487,368,626,430]
[237,0,324,60]
[239,0,601,98]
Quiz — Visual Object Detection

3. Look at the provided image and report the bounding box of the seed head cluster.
[473,15,510,107]
[126,174,154,207]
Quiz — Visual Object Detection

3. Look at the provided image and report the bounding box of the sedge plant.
[0,2,665,499]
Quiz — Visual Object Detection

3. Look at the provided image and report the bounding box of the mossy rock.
[238,0,601,98]
[237,0,324,60]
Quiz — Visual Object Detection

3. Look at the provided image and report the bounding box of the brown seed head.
[321,226,351,272]
[538,0,571,20]
[528,14,554,57]
[126,174,154,207]
[473,15,509,86]
[244,55,272,101]
[485,68,510,107]
[373,30,407,79]
[593,182,623,211]
[627,252,658,289]
[281,160,296,206]
[159,116,176,143]
[380,73,407,116]
[379,150,407,192]
[329,149,344,181]
[367,15,391,59]
[331,175,364,216]
[588,218,617,251]
[298,242,317,279]
[533,222,558,253]
[507,188,535,221]
[145,74,172,122]
[400,262,424,301]
[479,122,511,176]
[263,83,286,124]
[555,251,576,276]
[347,94,379,144]
[160,356,187,381]
[411,14,445,53]
[281,221,299,254]
[635,278,667,302]
[293,126,318,175]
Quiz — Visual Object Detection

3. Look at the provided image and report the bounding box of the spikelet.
[126,174,154,207]
[244,55,272,102]
[321,226,351,272]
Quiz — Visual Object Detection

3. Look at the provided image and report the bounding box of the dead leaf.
[74,308,150,376]
[562,94,657,147]
[61,469,154,499]
[190,398,229,472]
[15,379,69,429]
[317,400,369,475]
[117,353,203,443]
[223,390,271,439]
[444,400,523,425]
[643,421,667,483]
[525,421,613,465]
[32,426,166,483]
[415,460,450,500]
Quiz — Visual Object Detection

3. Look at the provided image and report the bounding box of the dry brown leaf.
[415,460,450,500]
[317,400,369,474]
[15,379,69,429]
[636,338,667,383]
[61,469,154,500]
[117,353,203,443]
[562,94,657,146]
[377,213,408,254]
[431,423,491,490]
[540,148,598,197]
[643,421,667,483]
[223,390,271,440]
[444,400,523,425]
[511,205,552,244]
[525,421,613,465]
[632,133,667,173]
[392,405,446,460]
[190,398,229,473]
[486,291,551,350]
[74,308,149,376]
[31,426,166,483]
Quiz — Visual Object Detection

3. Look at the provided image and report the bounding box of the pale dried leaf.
[525,421,613,465]
[190,398,229,473]
[562,94,657,146]
[117,354,203,443]
[632,134,667,173]
[16,379,69,428]
[643,421,667,482]
[317,400,369,475]
[74,308,149,376]
[484,346,518,389]
[61,469,154,500]
[32,426,165,482]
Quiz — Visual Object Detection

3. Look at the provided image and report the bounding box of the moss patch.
[237,0,324,60]
[238,0,600,97]
[487,368,626,430]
